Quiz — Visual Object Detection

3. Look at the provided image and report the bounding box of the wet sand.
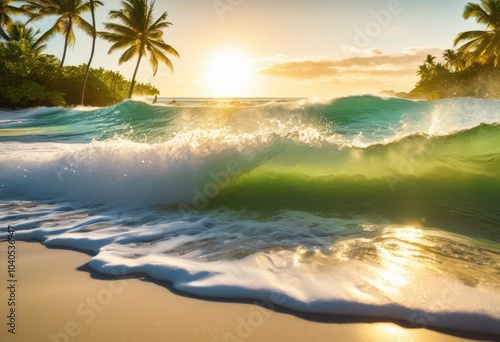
[0,242,494,342]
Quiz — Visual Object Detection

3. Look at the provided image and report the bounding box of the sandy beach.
[0,241,495,342]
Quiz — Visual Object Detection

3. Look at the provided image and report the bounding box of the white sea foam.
[2,202,499,336]
[1,96,500,336]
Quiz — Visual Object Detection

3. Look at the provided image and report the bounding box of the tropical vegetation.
[0,40,159,107]
[2,0,497,107]
[0,0,26,39]
[412,0,500,100]
[0,0,176,108]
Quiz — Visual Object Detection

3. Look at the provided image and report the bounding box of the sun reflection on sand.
[378,324,412,341]
[320,225,430,300]
[356,227,424,298]
[370,227,425,294]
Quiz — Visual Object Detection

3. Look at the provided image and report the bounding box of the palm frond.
[108,9,137,30]
[118,44,140,64]
[463,2,493,26]
[149,39,179,58]
[103,22,138,39]
[72,16,93,35]
[36,18,65,43]
[74,0,103,15]
[103,0,178,98]
[0,13,14,28]
[4,4,28,16]
[99,30,132,42]
[147,11,170,32]
[0,26,9,40]
[454,0,500,66]
[454,30,490,46]
[108,38,137,55]
[65,24,76,47]
[147,45,159,75]
[20,0,99,64]
[148,43,174,72]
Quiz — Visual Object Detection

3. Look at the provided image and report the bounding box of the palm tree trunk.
[81,0,96,105]
[128,51,143,98]
[60,16,72,67]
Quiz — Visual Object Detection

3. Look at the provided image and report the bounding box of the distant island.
[391,0,499,101]
[379,90,427,101]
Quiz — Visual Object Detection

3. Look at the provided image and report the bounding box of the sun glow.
[205,49,254,97]
[372,227,425,294]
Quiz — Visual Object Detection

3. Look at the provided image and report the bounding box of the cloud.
[261,60,341,79]
[259,48,444,84]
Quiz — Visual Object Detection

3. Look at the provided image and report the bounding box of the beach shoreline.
[0,241,495,342]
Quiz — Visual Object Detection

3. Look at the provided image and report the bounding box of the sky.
[24,0,485,99]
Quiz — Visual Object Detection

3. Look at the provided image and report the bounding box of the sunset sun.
[205,49,253,97]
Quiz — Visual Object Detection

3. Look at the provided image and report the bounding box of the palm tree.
[417,64,430,79]
[433,62,448,74]
[22,0,103,67]
[443,49,465,71]
[81,0,96,105]
[0,0,26,40]
[416,54,438,81]
[100,0,179,98]
[454,0,500,67]
[425,54,437,66]
[5,21,46,54]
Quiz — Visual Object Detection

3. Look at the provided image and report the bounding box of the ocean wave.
[0,122,499,235]
[2,96,500,144]
[1,96,500,336]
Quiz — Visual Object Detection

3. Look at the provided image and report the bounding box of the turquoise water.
[1,96,500,335]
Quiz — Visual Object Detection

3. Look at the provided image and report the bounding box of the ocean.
[1,95,499,336]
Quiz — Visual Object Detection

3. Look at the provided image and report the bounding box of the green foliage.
[59,64,138,106]
[0,39,66,108]
[0,41,160,108]
[413,60,500,100]
[0,78,66,107]
[2,0,172,108]
[454,0,500,67]
[134,82,160,95]
[0,0,27,40]
[413,1,500,100]
[4,21,46,54]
